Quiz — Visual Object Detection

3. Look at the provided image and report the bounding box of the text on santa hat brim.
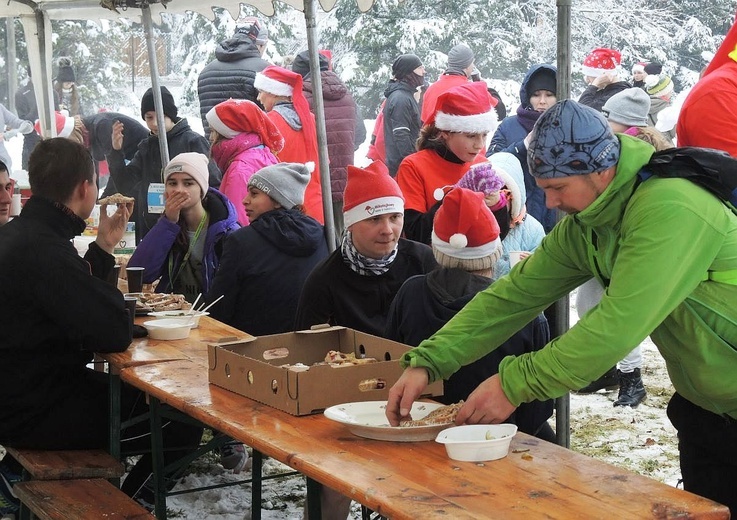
[343,197,404,228]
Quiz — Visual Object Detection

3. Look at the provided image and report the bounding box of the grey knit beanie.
[602,87,651,127]
[447,44,475,72]
[248,162,313,209]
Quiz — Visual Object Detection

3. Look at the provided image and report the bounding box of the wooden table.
[120,356,730,520]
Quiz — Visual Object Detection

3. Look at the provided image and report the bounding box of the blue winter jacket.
[487,64,558,232]
[129,187,240,295]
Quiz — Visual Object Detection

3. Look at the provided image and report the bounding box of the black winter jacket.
[383,80,422,177]
[295,238,437,336]
[197,34,270,137]
[208,209,329,336]
[385,268,553,435]
[0,197,130,442]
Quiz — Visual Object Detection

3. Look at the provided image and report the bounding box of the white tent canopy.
[1,0,376,248]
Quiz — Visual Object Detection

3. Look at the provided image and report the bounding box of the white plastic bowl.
[435,423,518,462]
[147,310,209,328]
[142,318,194,340]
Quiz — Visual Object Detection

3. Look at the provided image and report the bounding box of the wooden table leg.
[252,450,262,520]
[149,396,167,520]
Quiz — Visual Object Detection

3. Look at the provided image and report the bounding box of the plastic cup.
[123,295,138,333]
[126,267,145,294]
[509,251,524,267]
[107,265,121,287]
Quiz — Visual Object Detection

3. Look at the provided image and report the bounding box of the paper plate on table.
[324,401,452,442]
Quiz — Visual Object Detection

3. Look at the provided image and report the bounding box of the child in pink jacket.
[206,99,284,225]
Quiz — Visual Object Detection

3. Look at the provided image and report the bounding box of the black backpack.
[639,147,737,213]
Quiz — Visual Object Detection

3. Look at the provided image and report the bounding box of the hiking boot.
[219,440,249,473]
[575,366,619,393]
[614,368,647,407]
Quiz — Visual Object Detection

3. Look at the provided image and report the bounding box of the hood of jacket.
[272,103,302,131]
[519,64,558,109]
[383,79,417,99]
[303,71,348,101]
[251,209,325,257]
[425,268,491,310]
[215,34,262,62]
[203,187,240,238]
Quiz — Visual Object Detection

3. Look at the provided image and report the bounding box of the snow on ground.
[1,116,681,520]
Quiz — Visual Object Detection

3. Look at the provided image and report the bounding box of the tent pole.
[142,3,170,169]
[6,18,18,112]
[20,12,54,139]
[304,0,336,252]
[554,0,572,450]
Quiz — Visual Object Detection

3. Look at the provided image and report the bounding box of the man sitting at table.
[0,138,203,508]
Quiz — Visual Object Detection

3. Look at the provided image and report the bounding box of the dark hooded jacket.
[207,209,329,336]
[385,268,553,435]
[383,80,422,177]
[303,71,358,202]
[578,80,632,113]
[107,117,222,242]
[487,64,558,232]
[197,34,270,137]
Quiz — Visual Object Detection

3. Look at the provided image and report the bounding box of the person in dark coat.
[197,20,270,139]
[383,54,426,177]
[107,86,221,242]
[385,187,554,440]
[73,112,149,198]
[295,160,436,518]
[487,63,558,232]
[295,161,437,337]
[208,162,328,336]
[292,49,359,239]
[0,138,202,507]
[578,47,631,112]
[14,69,60,170]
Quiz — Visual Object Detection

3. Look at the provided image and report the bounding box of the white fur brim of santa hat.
[254,72,294,97]
[581,64,620,78]
[343,196,404,229]
[434,110,498,134]
[431,230,501,260]
[206,105,238,139]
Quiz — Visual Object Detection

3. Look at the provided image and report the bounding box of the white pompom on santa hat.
[431,187,502,271]
[426,81,498,135]
[34,111,75,138]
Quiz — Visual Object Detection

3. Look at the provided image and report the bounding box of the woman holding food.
[206,162,328,336]
[128,152,239,303]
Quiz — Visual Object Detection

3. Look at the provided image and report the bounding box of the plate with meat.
[125,292,190,315]
[324,401,461,442]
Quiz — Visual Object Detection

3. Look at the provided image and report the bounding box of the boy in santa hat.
[296,159,436,519]
[397,81,496,245]
[385,187,554,439]
[578,47,631,112]
[254,65,324,224]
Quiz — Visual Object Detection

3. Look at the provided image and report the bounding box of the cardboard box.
[208,326,443,415]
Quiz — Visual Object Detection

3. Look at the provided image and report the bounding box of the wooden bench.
[13,478,153,519]
[6,447,124,481]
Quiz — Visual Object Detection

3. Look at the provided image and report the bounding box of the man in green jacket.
[387,100,737,514]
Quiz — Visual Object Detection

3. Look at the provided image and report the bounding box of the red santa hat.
[343,161,404,228]
[427,82,498,134]
[631,62,646,73]
[34,111,75,138]
[206,98,284,153]
[431,187,502,271]
[582,47,622,77]
[254,65,318,164]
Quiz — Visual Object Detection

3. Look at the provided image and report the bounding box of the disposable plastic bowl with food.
[142,318,194,340]
[435,423,518,462]
[147,310,209,328]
